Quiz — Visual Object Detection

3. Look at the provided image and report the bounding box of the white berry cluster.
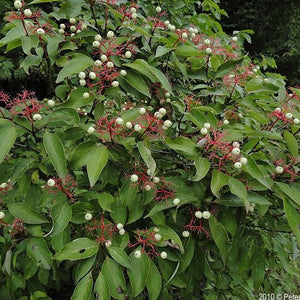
[195,210,211,219]
[117,223,125,235]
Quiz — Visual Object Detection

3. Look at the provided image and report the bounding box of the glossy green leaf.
[228,177,248,206]
[157,225,184,253]
[284,130,298,157]
[146,259,162,300]
[190,157,210,181]
[210,170,228,198]
[165,137,198,159]
[71,272,93,300]
[0,120,17,164]
[137,141,156,177]
[107,247,132,269]
[94,272,110,300]
[49,203,72,236]
[214,58,243,78]
[73,255,97,284]
[252,250,265,291]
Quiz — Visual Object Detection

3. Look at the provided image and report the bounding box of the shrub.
[0,0,299,299]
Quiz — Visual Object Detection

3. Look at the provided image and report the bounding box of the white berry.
[200,127,208,135]
[285,113,293,119]
[275,166,284,174]
[85,213,93,221]
[119,229,125,235]
[106,31,114,39]
[93,41,100,48]
[107,62,114,68]
[0,211,5,219]
[47,179,55,187]
[182,231,190,237]
[232,141,240,148]
[153,177,160,183]
[130,174,138,182]
[173,198,180,205]
[293,118,300,124]
[223,119,229,125]
[33,114,42,121]
[101,54,108,62]
[202,211,211,219]
[205,48,212,54]
[79,79,86,86]
[203,122,211,129]
[156,6,161,13]
[231,148,241,155]
[144,185,151,191]
[89,72,96,79]
[204,39,210,45]
[155,233,162,241]
[125,51,132,58]
[120,69,127,76]
[134,250,142,258]
[159,108,167,116]
[195,211,202,219]
[160,251,167,259]
[139,108,146,115]
[24,9,32,18]
[87,127,95,134]
[105,240,112,247]
[231,36,238,42]
[95,34,102,41]
[234,162,242,169]
[126,122,133,129]
[134,124,142,132]
[94,60,102,67]
[14,1,22,9]
[240,157,248,165]
[36,28,45,35]
[163,120,172,128]
[83,92,89,99]
[112,81,119,87]
[130,7,136,14]
[69,18,76,24]
[182,32,188,39]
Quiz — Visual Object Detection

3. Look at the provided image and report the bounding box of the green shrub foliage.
[0,0,299,299]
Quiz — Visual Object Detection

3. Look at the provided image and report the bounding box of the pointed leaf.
[71,272,93,300]
[107,247,132,269]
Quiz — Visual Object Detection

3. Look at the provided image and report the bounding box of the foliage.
[0,0,300,299]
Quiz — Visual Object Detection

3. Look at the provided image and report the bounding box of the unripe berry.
[119,229,125,235]
[95,34,102,41]
[36,28,45,35]
[33,113,42,121]
[47,179,55,187]
[120,69,127,76]
[107,61,114,68]
[24,9,32,18]
[285,113,293,119]
[58,29,65,34]
[0,211,5,219]
[182,231,190,238]
[92,41,100,48]
[87,126,95,134]
[130,174,138,182]
[165,92,171,98]
[200,127,208,135]
[115,117,124,125]
[190,32,196,38]
[205,48,212,54]
[79,79,86,86]
[204,39,210,45]
[275,166,284,174]
[160,251,167,259]
[134,124,142,132]
[126,122,133,129]
[156,6,162,13]
[60,24,66,29]
[83,92,89,99]
[163,120,172,128]
[105,240,112,247]
[165,98,171,103]
[202,211,211,219]
[159,107,167,116]
[234,162,242,169]
[293,118,300,124]
[117,223,123,230]
[144,185,151,191]
[173,198,180,205]
[125,51,132,58]
[81,24,87,31]
[47,99,55,107]
[240,157,248,165]
[14,1,22,9]
[134,250,142,258]
[85,213,93,221]
[69,18,76,24]
[139,107,146,115]
[231,36,238,42]
[155,233,162,241]
[231,147,241,155]
[70,26,76,32]
[153,177,160,183]
[112,81,119,87]
[203,122,211,129]
[89,72,96,79]
[106,31,114,39]
[195,211,202,219]
[182,32,188,39]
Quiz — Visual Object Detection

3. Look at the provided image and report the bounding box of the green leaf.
[155,45,172,57]
[43,132,67,179]
[122,69,151,97]
[49,203,72,236]
[228,177,248,206]
[137,141,156,177]
[165,137,198,159]
[178,238,194,273]
[98,192,115,212]
[190,157,210,181]
[210,170,228,198]
[27,238,53,270]
[146,259,162,300]
[73,255,96,284]
[119,180,139,206]
[150,67,172,93]
[275,182,300,207]
[107,247,132,269]
[53,238,99,261]
[70,141,95,169]
[0,120,17,164]
[175,45,200,57]
[7,203,49,224]
[252,250,265,291]
[186,109,206,129]
[56,53,93,83]
[87,146,109,187]
[29,0,59,3]
[71,272,93,300]
[214,58,243,78]
[284,131,298,157]
[94,273,110,300]
[209,216,229,263]
[158,225,184,253]
[102,257,126,300]
[283,198,300,247]
[123,59,156,82]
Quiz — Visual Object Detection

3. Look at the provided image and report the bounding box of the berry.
[144,185,151,191]
[231,147,241,155]
[182,231,190,238]
[231,36,238,42]
[70,26,76,32]
[159,108,167,116]
[125,51,132,58]
[85,213,93,221]
[285,113,293,119]
[153,177,160,183]
[139,107,146,115]
[170,25,176,31]
[105,240,112,247]
[47,179,55,187]
[58,29,65,34]
[173,198,180,205]
[119,229,125,235]
[248,205,254,213]
[112,81,119,87]
[223,119,229,125]
[100,55,108,62]
[165,98,171,103]
[33,114,42,121]
[232,141,240,148]
[47,100,55,107]
[69,18,76,24]
[93,41,100,48]
[83,92,89,99]
[94,60,102,66]
[36,28,45,35]
[156,6,162,13]
[182,32,188,39]
[24,9,32,18]
[234,162,242,169]
[134,250,142,258]
[160,251,167,259]
[190,33,196,38]
[240,157,248,165]
[275,166,284,174]
[195,211,202,219]
[155,233,162,241]
[14,1,22,9]
[204,39,210,45]
[87,127,95,134]
[130,7,136,14]
[126,122,133,129]
[78,72,86,79]
[107,62,114,68]
[89,72,96,79]
[117,223,123,230]
[107,31,114,39]
[131,13,137,19]
[202,211,211,219]
[163,120,172,128]
[293,118,300,124]
[60,24,66,29]
[120,69,127,76]
[0,211,5,220]
[134,124,142,132]
[95,34,102,41]
[79,79,86,86]
[203,122,211,129]
[116,117,124,125]
[205,48,212,54]
[0,183,7,188]
[130,174,138,182]
[200,127,208,135]
[154,112,163,119]
[164,20,170,26]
